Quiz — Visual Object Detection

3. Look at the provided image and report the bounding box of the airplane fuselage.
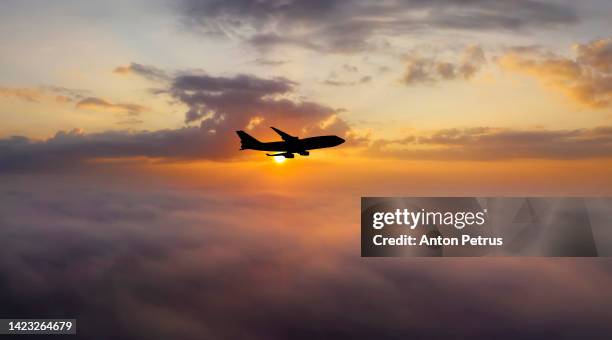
[248,135,345,153]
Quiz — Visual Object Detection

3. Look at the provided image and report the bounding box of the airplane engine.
[284,153,295,158]
[299,151,310,156]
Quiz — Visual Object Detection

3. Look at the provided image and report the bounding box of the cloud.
[75,97,148,116]
[43,86,88,102]
[0,86,44,102]
[499,38,612,108]
[323,75,372,87]
[323,63,372,87]
[576,38,612,73]
[113,62,170,81]
[0,127,232,172]
[402,45,486,85]
[117,117,145,126]
[0,85,144,124]
[0,85,87,104]
[165,72,351,137]
[252,58,289,66]
[0,71,351,171]
[342,64,359,73]
[177,0,578,54]
[367,126,612,160]
[0,178,611,339]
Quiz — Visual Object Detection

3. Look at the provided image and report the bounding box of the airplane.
[236,127,345,159]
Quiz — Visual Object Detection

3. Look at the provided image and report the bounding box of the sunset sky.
[1,1,612,339]
[1,0,611,170]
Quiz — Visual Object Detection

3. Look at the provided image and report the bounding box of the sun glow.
[273,156,286,164]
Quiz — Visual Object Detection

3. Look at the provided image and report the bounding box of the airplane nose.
[337,136,345,145]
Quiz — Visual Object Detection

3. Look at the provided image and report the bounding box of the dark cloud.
[368,126,612,160]
[166,72,350,136]
[499,38,612,108]
[0,71,351,171]
[177,0,579,53]
[0,127,233,172]
[0,178,611,339]
[402,46,486,85]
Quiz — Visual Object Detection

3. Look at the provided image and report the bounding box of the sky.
[0,0,610,187]
[1,1,612,339]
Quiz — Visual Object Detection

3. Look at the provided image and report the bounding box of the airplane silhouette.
[236,127,345,158]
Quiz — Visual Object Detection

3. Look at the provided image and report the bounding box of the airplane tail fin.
[236,131,261,150]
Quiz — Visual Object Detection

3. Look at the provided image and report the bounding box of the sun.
[273,155,286,164]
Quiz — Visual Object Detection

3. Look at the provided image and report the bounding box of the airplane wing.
[270,127,298,141]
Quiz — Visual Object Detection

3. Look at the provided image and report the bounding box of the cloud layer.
[0,178,611,339]
[178,0,579,53]
[3,124,612,172]
[368,126,612,160]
